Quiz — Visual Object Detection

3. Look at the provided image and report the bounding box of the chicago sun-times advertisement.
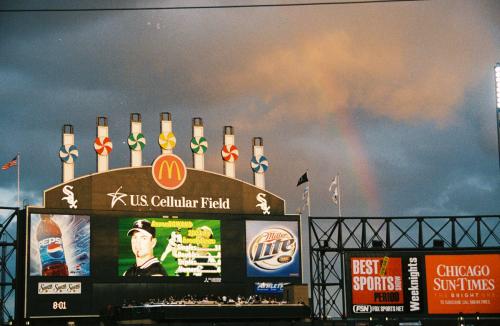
[348,253,424,315]
[425,254,500,314]
[246,220,300,277]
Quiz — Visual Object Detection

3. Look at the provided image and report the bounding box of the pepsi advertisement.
[30,214,90,277]
[246,220,300,277]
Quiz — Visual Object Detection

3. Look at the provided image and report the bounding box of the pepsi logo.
[47,243,64,259]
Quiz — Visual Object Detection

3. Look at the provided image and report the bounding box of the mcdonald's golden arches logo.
[152,154,187,190]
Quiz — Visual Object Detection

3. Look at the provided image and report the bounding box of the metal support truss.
[0,207,18,325]
[309,215,500,320]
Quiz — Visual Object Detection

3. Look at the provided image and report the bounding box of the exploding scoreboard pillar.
[18,152,302,322]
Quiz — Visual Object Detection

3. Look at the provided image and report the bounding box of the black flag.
[296,172,308,186]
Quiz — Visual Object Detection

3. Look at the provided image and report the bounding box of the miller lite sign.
[246,220,300,277]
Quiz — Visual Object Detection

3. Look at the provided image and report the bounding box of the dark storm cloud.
[0,0,499,218]
[369,116,500,216]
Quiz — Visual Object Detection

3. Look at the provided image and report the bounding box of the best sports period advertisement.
[118,218,221,277]
[348,254,424,315]
[30,214,90,277]
[246,220,300,277]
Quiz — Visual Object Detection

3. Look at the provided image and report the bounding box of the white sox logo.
[61,185,78,209]
[248,227,296,270]
[256,193,271,215]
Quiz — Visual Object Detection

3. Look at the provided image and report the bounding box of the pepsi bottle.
[36,215,69,276]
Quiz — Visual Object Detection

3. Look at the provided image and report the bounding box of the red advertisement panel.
[426,254,500,314]
[351,257,404,306]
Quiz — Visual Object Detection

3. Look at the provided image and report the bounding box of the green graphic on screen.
[118,218,221,277]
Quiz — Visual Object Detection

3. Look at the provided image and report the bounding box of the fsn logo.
[152,154,187,190]
[248,227,296,271]
[353,305,372,313]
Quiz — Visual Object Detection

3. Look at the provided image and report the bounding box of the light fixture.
[433,239,445,248]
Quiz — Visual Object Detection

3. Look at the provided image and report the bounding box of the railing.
[308,215,500,320]
[0,207,18,325]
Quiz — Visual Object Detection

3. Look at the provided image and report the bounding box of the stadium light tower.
[496,63,500,168]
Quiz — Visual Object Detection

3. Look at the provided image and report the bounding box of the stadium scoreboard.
[18,164,302,319]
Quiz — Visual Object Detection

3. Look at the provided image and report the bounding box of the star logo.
[107,186,127,208]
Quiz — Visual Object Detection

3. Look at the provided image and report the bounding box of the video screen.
[30,214,91,276]
[246,220,300,277]
[118,218,221,277]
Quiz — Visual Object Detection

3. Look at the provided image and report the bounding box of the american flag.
[2,156,17,170]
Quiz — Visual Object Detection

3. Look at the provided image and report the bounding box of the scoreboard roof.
[43,166,286,215]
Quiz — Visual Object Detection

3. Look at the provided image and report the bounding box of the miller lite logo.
[248,227,297,270]
[152,154,187,190]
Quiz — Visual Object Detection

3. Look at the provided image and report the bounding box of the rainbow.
[335,112,381,215]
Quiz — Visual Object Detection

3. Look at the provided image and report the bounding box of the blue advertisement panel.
[246,220,300,277]
[30,214,90,276]
[254,282,289,294]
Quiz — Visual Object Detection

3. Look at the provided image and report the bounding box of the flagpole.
[305,181,311,286]
[337,173,342,218]
[307,184,311,217]
[17,153,20,208]
[296,171,310,284]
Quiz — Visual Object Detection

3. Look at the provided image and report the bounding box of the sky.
[0,0,499,320]
[0,0,500,218]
